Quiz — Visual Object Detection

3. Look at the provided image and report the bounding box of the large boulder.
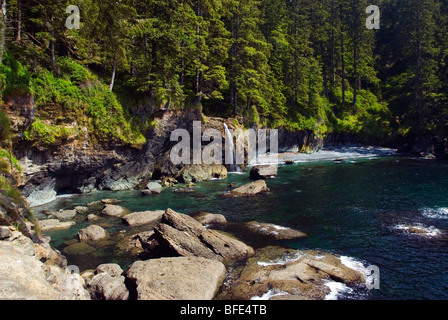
[87,264,129,300]
[250,165,278,180]
[77,225,108,242]
[228,247,366,300]
[122,210,165,227]
[153,209,254,262]
[224,180,270,197]
[124,257,226,300]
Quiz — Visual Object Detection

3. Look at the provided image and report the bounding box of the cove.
[37,151,448,300]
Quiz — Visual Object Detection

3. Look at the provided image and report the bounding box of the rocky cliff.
[4,94,326,206]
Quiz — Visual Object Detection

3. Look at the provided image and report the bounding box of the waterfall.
[223,123,240,173]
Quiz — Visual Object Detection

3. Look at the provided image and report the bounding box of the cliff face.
[5,93,325,206]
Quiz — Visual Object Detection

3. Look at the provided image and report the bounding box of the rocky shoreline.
[0,182,370,301]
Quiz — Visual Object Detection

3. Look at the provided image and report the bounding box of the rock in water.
[224,180,270,197]
[244,221,308,240]
[143,182,162,195]
[101,204,127,217]
[250,165,278,180]
[78,225,108,242]
[228,246,366,300]
[122,210,165,227]
[153,209,254,262]
[193,212,227,226]
[124,257,226,300]
[39,219,76,232]
[52,209,77,221]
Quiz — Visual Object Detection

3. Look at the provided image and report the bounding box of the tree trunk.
[341,32,345,105]
[321,42,329,98]
[231,12,239,115]
[16,0,21,42]
[0,0,5,65]
[330,0,336,88]
[109,51,117,92]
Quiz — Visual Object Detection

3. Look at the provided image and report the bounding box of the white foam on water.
[258,251,303,267]
[251,147,397,166]
[421,207,448,220]
[250,289,288,300]
[394,223,441,237]
[340,255,369,275]
[324,280,353,300]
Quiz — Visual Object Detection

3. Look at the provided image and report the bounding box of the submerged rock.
[153,209,254,262]
[63,242,96,255]
[224,180,270,197]
[124,257,226,300]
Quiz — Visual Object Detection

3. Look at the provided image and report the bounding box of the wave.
[250,289,288,300]
[324,280,353,300]
[393,223,442,237]
[421,207,448,220]
[340,255,369,275]
[250,146,397,166]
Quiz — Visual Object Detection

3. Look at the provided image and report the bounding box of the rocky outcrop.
[250,165,278,180]
[77,225,108,242]
[87,264,129,300]
[244,221,308,240]
[224,180,270,197]
[124,257,226,300]
[0,229,90,300]
[122,210,165,227]
[227,246,366,300]
[152,209,254,262]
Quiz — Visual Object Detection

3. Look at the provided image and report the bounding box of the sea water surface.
[36,148,448,300]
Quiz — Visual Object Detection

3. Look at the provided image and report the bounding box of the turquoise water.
[38,156,448,300]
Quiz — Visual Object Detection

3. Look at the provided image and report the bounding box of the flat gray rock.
[124,257,226,300]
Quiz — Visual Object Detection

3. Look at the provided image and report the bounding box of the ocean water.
[36,151,448,300]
